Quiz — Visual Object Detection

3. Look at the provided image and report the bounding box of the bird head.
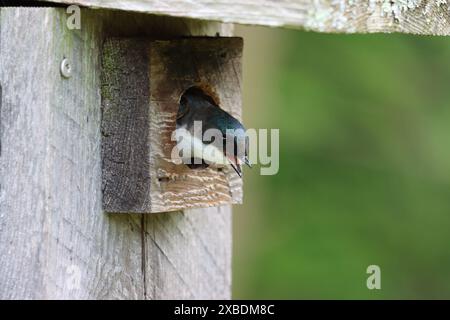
[179,87,217,110]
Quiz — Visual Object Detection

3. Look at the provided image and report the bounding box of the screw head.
[60,58,72,78]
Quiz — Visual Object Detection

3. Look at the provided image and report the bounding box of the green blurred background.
[233,25,450,299]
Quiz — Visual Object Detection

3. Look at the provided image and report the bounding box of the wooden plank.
[140,16,235,300]
[145,206,232,299]
[41,0,450,35]
[101,38,153,213]
[101,37,243,213]
[0,8,144,299]
[0,7,233,299]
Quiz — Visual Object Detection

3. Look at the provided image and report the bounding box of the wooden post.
[0,8,233,299]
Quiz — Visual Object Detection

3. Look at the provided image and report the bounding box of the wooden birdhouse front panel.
[101,37,243,213]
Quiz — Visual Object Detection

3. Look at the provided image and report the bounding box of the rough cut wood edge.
[0,7,233,300]
[101,38,153,213]
[41,0,450,35]
[101,37,243,214]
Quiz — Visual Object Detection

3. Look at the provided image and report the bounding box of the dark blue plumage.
[176,87,250,177]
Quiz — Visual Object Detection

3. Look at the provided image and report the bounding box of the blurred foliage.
[233,27,450,299]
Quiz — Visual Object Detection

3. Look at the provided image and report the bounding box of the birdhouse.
[101,37,243,213]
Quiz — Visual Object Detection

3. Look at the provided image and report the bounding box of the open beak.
[227,155,242,177]
[229,162,242,177]
[244,157,252,168]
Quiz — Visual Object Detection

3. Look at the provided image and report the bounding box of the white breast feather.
[175,128,229,166]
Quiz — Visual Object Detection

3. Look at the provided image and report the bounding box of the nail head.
[60,58,72,78]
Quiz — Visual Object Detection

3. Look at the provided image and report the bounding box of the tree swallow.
[175,87,251,177]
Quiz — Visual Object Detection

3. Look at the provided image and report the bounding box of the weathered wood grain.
[41,0,450,35]
[0,7,232,299]
[0,8,144,299]
[101,37,243,213]
[101,39,153,213]
[145,205,232,299]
